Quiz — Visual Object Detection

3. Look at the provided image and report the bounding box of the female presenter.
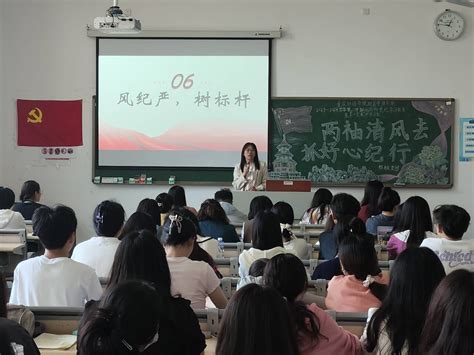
[232,142,268,191]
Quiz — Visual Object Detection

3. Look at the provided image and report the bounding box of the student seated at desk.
[165,211,227,309]
[11,180,43,220]
[79,229,206,355]
[242,195,273,243]
[325,234,388,313]
[365,187,400,237]
[362,248,445,355]
[214,188,247,224]
[0,272,40,355]
[420,204,474,273]
[78,280,163,355]
[264,254,362,355]
[239,210,294,278]
[72,200,125,279]
[9,205,102,307]
[0,187,25,230]
[301,188,333,225]
[197,199,239,243]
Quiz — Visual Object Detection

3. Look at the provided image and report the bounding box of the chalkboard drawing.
[394,101,453,185]
[308,164,378,183]
[272,106,313,135]
[396,145,449,184]
[269,134,304,180]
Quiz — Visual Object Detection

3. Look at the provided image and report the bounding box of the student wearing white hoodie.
[0,187,26,230]
[239,210,294,277]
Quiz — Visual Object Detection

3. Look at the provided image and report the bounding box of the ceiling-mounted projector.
[93,0,141,33]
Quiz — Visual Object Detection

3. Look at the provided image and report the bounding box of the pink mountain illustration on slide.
[99,123,181,151]
[100,122,267,153]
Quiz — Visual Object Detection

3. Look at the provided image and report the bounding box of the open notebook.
[34,333,77,350]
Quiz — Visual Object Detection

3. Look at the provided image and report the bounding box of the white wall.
[1,0,473,241]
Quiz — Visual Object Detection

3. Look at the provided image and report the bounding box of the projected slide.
[97,39,269,168]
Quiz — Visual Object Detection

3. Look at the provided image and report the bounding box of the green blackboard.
[269,98,454,187]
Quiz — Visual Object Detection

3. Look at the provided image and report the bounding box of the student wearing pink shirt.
[326,235,388,312]
[264,254,362,355]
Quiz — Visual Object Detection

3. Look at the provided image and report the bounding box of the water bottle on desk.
[217,237,224,258]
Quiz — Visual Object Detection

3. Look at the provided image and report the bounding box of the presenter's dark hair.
[19,180,41,202]
[248,195,273,220]
[216,283,299,355]
[118,212,156,240]
[397,196,432,248]
[239,142,260,172]
[0,187,15,209]
[252,210,282,250]
[214,188,233,203]
[93,200,125,238]
[137,198,161,226]
[108,230,171,297]
[271,201,294,242]
[198,199,229,224]
[366,247,445,354]
[420,269,474,355]
[360,180,384,217]
[432,204,470,240]
[33,205,77,249]
[155,192,173,214]
[377,187,400,212]
[264,254,322,345]
[339,234,386,301]
[78,280,162,355]
[168,185,187,208]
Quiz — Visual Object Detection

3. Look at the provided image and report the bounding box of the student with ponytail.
[264,254,362,355]
[325,234,388,312]
[164,210,228,309]
[312,216,368,280]
[271,201,308,259]
[78,280,162,355]
[78,229,206,355]
[72,200,125,278]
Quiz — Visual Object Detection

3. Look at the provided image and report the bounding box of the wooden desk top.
[0,243,24,252]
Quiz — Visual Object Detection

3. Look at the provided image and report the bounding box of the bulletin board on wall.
[269,97,454,188]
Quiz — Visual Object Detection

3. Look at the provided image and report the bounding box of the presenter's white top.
[71,236,121,279]
[420,237,474,274]
[232,161,268,191]
[10,256,102,307]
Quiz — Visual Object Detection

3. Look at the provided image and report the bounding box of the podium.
[266,179,312,192]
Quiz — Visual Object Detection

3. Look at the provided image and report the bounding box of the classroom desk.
[0,243,24,253]
[38,337,218,354]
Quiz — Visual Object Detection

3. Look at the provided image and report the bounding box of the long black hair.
[248,195,273,220]
[108,230,172,297]
[264,254,323,347]
[93,200,125,238]
[308,188,333,224]
[396,196,432,248]
[252,210,283,250]
[239,142,261,172]
[366,247,445,354]
[271,201,294,242]
[420,269,474,355]
[216,284,299,355]
[360,180,384,217]
[168,185,187,208]
[78,280,162,355]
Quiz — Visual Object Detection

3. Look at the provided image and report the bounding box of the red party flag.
[17,99,83,147]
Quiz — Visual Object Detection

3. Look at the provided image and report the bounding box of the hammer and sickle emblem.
[27,107,43,124]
